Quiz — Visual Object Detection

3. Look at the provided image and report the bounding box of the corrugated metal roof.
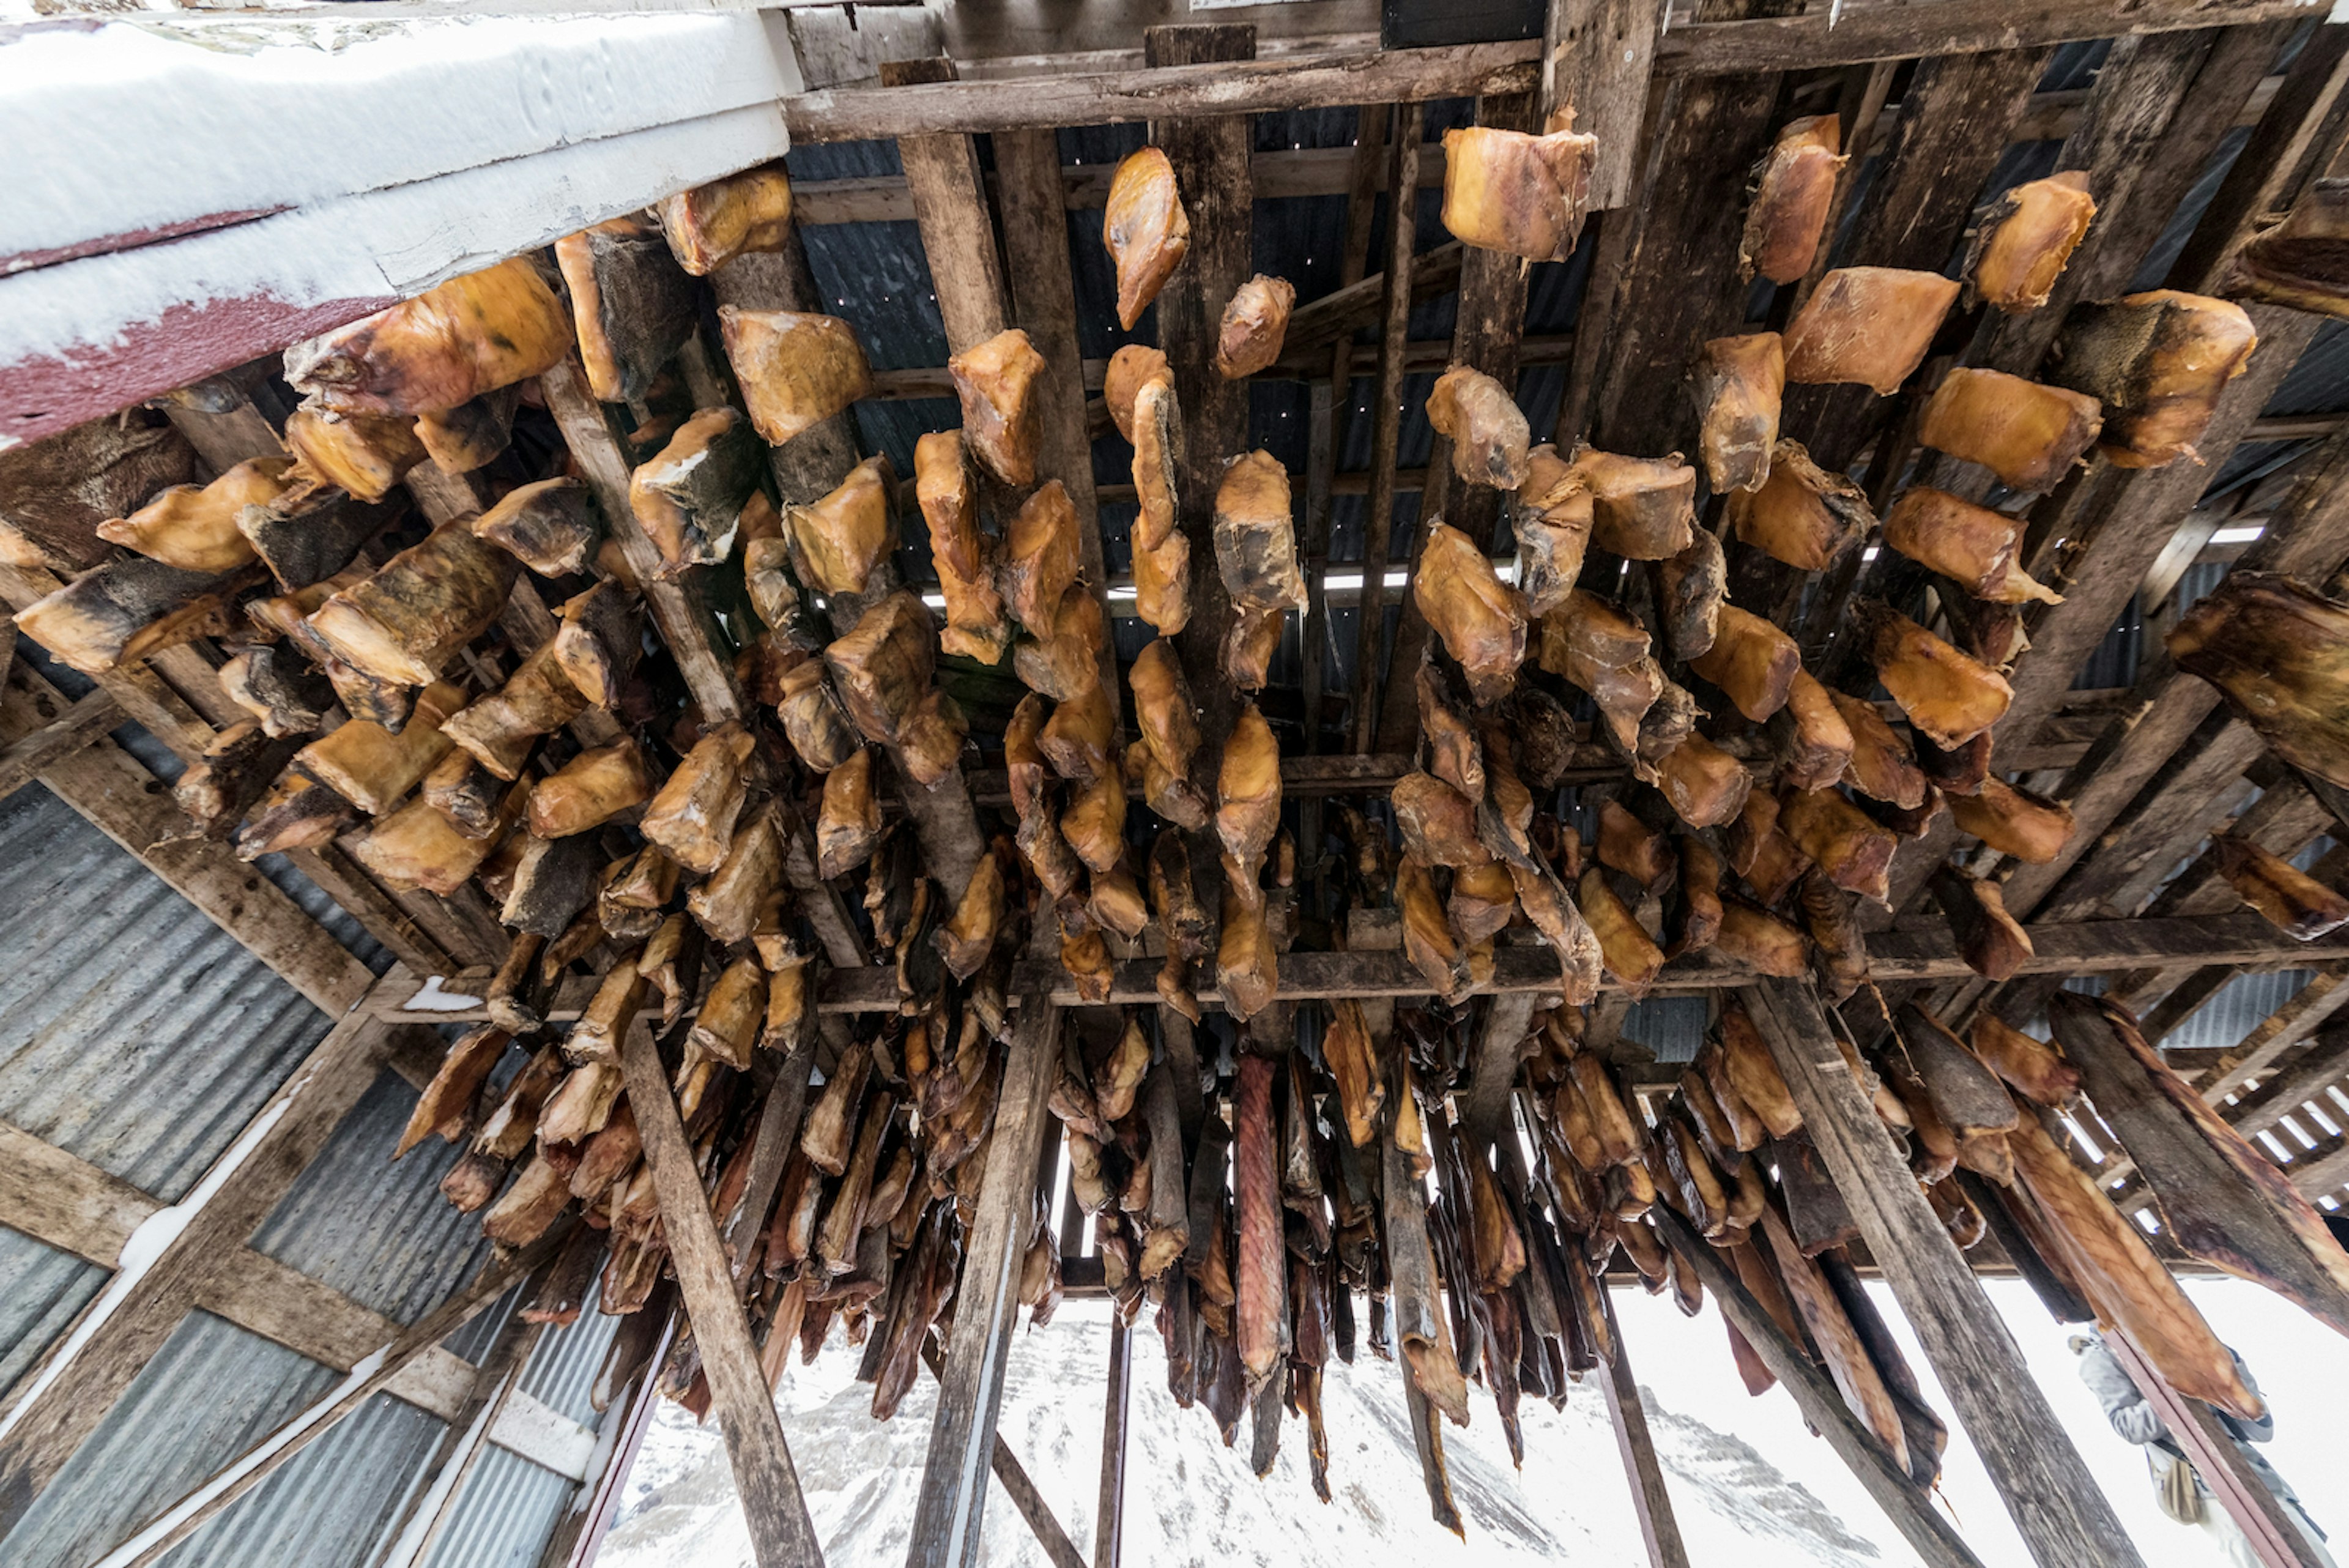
[417,1443,577,1568]
[521,1273,626,1429]
[0,1233,106,1405]
[2158,968,2318,1053]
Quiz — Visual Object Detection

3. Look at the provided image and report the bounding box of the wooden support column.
[2102,1328,2330,1568]
[916,1337,1088,1568]
[0,674,117,801]
[906,997,1062,1568]
[1096,1318,1134,1568]
[1543,0,1664,209]
[1597,1291,1690,1568]
[618,1021,824,1568]
[1459,991,1540,1145]
[1655,1206,1986,1568]
[1350,106,1420,754]
[1740,979,2147,1568]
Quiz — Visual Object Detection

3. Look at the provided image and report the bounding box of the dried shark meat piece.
[817,748,882,880]
[1393,771,1489,870]
[414,387,519,475]
[689,808,784,945]
[660,162,793,275]
[440,642,585,780]
[2213,832,2349,940]
[220,645,333,738]
[1105,147,1190,330]
[284,258,568,416]
[293,678,466,816]
[1513,445,1593,618]
[1570,447,1694,560]
[1538,590,1661,752]
[1726,439,1872,571]
[1932,863,2033,980]
[632,406,766,576]
[557,216,697,403]
[1427,367,1531,490]
[1781,267,1961,395]
[1692,333,1785,494]
[640,721,754,874]
[1105,345,1170,444]
[1831,691,1927,809]
[721,308,875,447]
[1414,521,1528,705]
[1883,487,2061,605]
[1968,1015,2078,1107]
[1217,700,1283,869]
[1003,480,1082,641]
[789,455,897,596]
[1687,603,1800,724]
[1439,122,1597,264]
[2169,572,2349,789]
[1219,856,1280,1019]
[98,457,288,572]
[826,590,938,744]
[305,520,516,686]
[1655,525,1726,661]
[1946,776,2074,863]
[14,556,246,675]
[1741,115,1844,284]
[1039,679,1116,787]
[281,404,426,503]
[1214,450,1309,614]
[472,477,601,578]
[2046,290,2258,468]
[1579,867,1662,995]
[950,328,1047,486]
[1770,669,1855,792]
[1966,171,2096,314]
[1916,368,2102,493]
[1653,734,1753,831]
[1215,274,1297,379]
[528,738,656,839]
[1779,785,1897,904]
[349,781,522,894]
[548,580,641,712]
[1854,602,2012,749]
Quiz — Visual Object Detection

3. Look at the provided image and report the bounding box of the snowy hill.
[600,1299,1904,1568]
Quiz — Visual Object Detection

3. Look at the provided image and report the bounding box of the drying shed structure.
[6,3,2349,1567]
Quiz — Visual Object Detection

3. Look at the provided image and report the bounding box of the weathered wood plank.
[1597,1293,1692,1568]
[619,1020,823,1568]
[0,675,119,803]
[1544,0,1665,210]
[1350,104,1419,754]
[915,1335,1088,1568]
[1097,1320,1134,1568]
[1741,978,2147,1568]
[2166,22,2349,294]
[906,997,1061,1568]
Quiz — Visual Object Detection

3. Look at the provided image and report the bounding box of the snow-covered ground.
[598,1277,2347,1568]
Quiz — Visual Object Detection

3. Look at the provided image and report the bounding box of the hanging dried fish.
[1852,601,2013,750]
[284,257,567,416]
[1967,1015,2077,1107]
[688,808,784,944]
[817,749,882,880]
[1216,274,1297,379]
[2046,290,2258,467]
[826,590,939,745]
[788,455,897,596]
[1105,147,1190,330]
[1894,1005,2019,1184]
[281,405,427,503]
[1513,446,1594,618]
[502,831,603,938]
[1219,858,1280,1019]
[349,784,521,894]
[640,721,754,874]
[2213,833,2349,940]
[1798,871,1869,1001]
[1578,867,1662,995]
[1427,367,1532,490]
[1830,691,1927,809]
[304,519,518,686]
[414,386,519,475]
[1693,333,1785,494]
[442,643,587,780]
[1767,670,1855,793]
[949,328,1047,486]
[1740,116,1844,284]
[98,457,287,573]
[631,407,765,576]
[1967,171,2096,314]
[470,478,599,579]
[1946,776,2074,863]
[235,770,355,859]
[549,581,642,712]
[1726,439,1872,572]
[721,307,874,447]
[661,162,793,274]
[1916,368,2102,494]
[1778,786,1897,904]
[557,216,697,403]
[2169,573,2349,789]
[1782,267,1961,395]
[1414,521,1529,704]
[1105,345,1171,444]
[1215,450,1309,618]
[1570,447,1695,560]
[998,480,1083,642]
[294,679,467,814]
[1687,604,1800,723]
[218,645,333,740]
[1538,590,1661,751]
[1881,488,2061,605]
[1439,121,1597,264]
[1932,864,2034,979]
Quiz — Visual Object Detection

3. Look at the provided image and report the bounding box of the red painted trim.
[1,289,393,446]
[0,209,292,278]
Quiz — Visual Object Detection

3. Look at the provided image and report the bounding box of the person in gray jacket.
[2072,1329,2334,1567]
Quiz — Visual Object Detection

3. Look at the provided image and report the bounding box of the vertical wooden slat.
[618,1022,823,1568]
[1740,979,2147,1568]
[1543,0,1666,209]
[1349,106,1421,754]
[905,997,1063,1568]
[1096,1320,1134,1568]
[1597,1293,1691,1568]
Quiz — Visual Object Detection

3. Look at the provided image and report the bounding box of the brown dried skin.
[1090,861,1151,941]
[1578,867,1663,995]
[1415,660,1485,800]
[896,688,969,790]
[1215,450,1309,614]
[2048,290,2259,467]
[236,771,355,860]
[395,1024,513,1157]
[2230,177,2349,319]
[1538,591,1658,740]
[220,647,333,740]
[99,457,288,573]
[1856,602,2012,749]
[640,721,753,874]
[414,386,521,476]
[998,478,1085,641]
[1439,122,1597,264]
[1132,526,1192,640]
[237,490,396,596]
[294,679,465,814]
[2006,1108,2265,1421]
[557,217,696,404]
[173,721,304,841]
[1658,528,1727,663]
[342,772,512,893]
[934,843,1006,982]
[1726,439,1874,571]
[1693,333,1786,494]
[660,162,793,275]
[1725,789,1809,904]
[1742,115,1844,284]
[773,660,858,776]
[2170,573,2349,789]
[1674,835,1727,957]
[1215,274,1297,379]
[281,406,427,503]
[285,258,568,417]
[1509,853,1604,1005]
[787,455,897,596]
[1062,770,1129,874]
[1128,637,1203,786]
[1719,1006,1802,1139]
[1932,864,2035,981]
[949,328,1047,486]
[549,581,642,713]
[1715,897,1812,976]
[803,1038,875,1178]
[1896,1005,2020,1151]
[1449,858,1516,942]
[1829,691,1928,809]
[1104,345,1171,444]
[718,307,874,450]
[1414,521,1529,705]
[1756,1208,1911,1474]
[1105,146,1190,330]
[1040,679,1116,786]
[1513,445,1594,617]
[1968,1016,2079,1107]
[1798,871,1869,1001]
[1426,367,1532,489]
[1129,370,1186,559]
[1947,776,2074,863]
[688,810,783,945]
[631,406,766,577]
[689,957,767,1071]
[1397,856,1469,1002]
[2214,833,2349,939]
[1390,771,1487,872]
[1640,734,1743,831]
[1687,604,1801,724]
[1006,579,1103,701]
[1212,604,1277,692]
[1570,447,1695,560]
[817,749,883,880]
[1217,700,1283,869]
[1916,368,2102,494]
[1597,800,1674,888]
[1779,786,1897,904]
[826,590,938,745]
[1782,267,1962,395]
[501,832,602,938]
[1219,858,1281,1019]
[1881,488,2060,606]
[1967,170,2097,314]
[306,518,518,688]
[482,1148,583,1248]
[443,644,587,780]
[470,477,599,579]
[1766,670,1855,793]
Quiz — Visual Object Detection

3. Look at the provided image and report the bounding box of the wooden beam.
[1653,1208,1984,1568]
[620,1020,823,1568]
[2101,1327,2330,1568]
[1543,0,1664,210]
[0,970,414,1534]
[2165,22,2349,295]
[0,674,118,801]
[915,1334,1089,1568]
[1740,979,2145,1568]
[1597,1291,1691,1568]
[1096,1320,1134,1568]
[0,663,375,1017]
[2197,970,2349,1104]
[2221,1028,2349,1138]
[1459,992,1538,1145]
[1350,103,1419,754]
[906,996,1061,1568]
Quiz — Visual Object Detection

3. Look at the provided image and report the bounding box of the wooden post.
[916,1337,1089,1568]
[1597,1290,1691,1568]
[1543,0,1665,209]
[1350,104,1420,754]
[1097,1319,1134,1568]
[1655,1206,1986,1568]
[2102,1328,2330,1568]
[905,997,1062,1568]
[618,1021,824,1568]
[1740,979,2148,1568]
